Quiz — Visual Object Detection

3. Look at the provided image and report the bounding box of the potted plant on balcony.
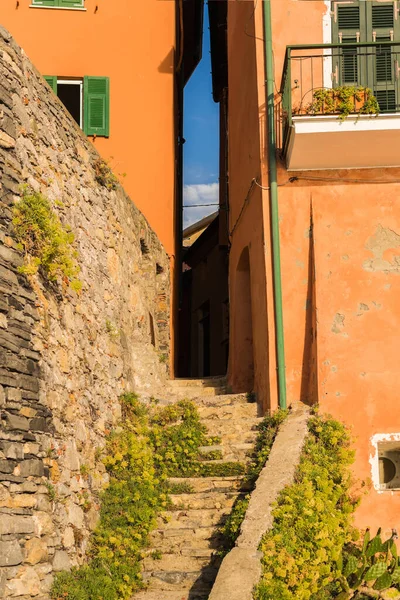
[305,86,380,121]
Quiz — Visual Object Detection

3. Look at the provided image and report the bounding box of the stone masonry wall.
[0,27,170,597]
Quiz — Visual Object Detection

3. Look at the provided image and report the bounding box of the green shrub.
[13,186,81,291]
[51,397,209,600]
[254,413,358,600]
[149,400,209,477]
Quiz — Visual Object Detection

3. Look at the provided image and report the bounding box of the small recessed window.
[377,441,400,490]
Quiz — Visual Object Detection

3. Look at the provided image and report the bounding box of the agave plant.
[336,529,400,599]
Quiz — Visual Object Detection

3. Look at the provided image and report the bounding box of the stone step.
[142,562,220,592]
[149,527,223,553]
[172,386,227,398]
[198,443,254,462]
[168,490,245,510]
[134,591,209,600]
[158,508,230,530]
[143,553,216,573]
[200,417,263,439]
[168,476,250,494]
[195,393,255,407]
[169,377,226,388]
[197,403,259,420]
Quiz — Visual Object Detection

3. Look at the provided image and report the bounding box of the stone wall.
[0,26,170,597]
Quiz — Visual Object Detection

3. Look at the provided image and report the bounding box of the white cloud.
[183,183,219,228]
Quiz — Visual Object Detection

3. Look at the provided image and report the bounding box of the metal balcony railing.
[278,41,400,154]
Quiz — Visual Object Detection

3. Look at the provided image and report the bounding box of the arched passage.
[230,246,254,392]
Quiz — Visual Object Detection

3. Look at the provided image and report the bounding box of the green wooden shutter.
[32,0,58,6]
[332,1,367,86]
[83,76,110,137]
[33,0,84,6]
[366,1,400,111]
[44,75,57,94]
[59,0,84,7]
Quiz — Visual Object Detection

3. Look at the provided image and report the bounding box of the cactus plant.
[336,529,400,599]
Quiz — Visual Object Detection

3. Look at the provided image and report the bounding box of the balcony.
[279,42,400,171]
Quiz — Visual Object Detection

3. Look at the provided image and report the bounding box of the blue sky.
[183,2,220,228]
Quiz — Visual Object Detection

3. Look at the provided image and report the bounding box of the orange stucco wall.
[227,0,400,533]
[1,0,176,256]
[1,0,177,368]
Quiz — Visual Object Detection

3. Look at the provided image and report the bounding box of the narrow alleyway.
[133,379,262,600]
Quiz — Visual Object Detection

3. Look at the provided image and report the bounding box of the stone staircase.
[133,379,262,600]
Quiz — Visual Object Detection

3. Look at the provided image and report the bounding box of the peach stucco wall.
[227,0,400,533]
[227,0,276,408]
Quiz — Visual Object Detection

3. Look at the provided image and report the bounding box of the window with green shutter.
[32,0,84,8]
[332,0,400,111]
[83,77,110,137]
[42,75,110,137]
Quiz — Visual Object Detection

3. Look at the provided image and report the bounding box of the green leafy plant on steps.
[334,529,400,599]
[51,396,214,600]
[307,86,380,121]
[13,186,81,291]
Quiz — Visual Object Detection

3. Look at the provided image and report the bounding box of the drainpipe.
[263,0,287,410]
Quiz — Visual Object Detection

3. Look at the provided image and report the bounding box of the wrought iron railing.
[278,42,400,153]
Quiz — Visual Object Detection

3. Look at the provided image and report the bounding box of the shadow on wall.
[300,199,319,405]
[231,247,255,392]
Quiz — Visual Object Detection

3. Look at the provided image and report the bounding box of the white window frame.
[57,79,83,129]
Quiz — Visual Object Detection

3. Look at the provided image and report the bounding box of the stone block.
[0,130,15,148]
[24,537,48,565]
[52,550,71,572]
[4,413,29,431]
[0,514,34,535]
[0,540,23,567]
[5,565,41,597]
[23,442,40,455]
[66,501,84,529]
[0,459,16,473]
[62,527,75,549]
[6,388,22,403]
[33,512,55,536]
[0,492,37,509]
[63,440,80,472]
[17,459,44,478]
[30,417,48,432]
[0,441,24,460]
[19,407,37,418]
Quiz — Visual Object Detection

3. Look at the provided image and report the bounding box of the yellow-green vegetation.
[254,413,359,600]
[308,86,379,121]
[51,396,214,600]
[13,186,81,291]
[221,409,288,549]
[93,158,119,191]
